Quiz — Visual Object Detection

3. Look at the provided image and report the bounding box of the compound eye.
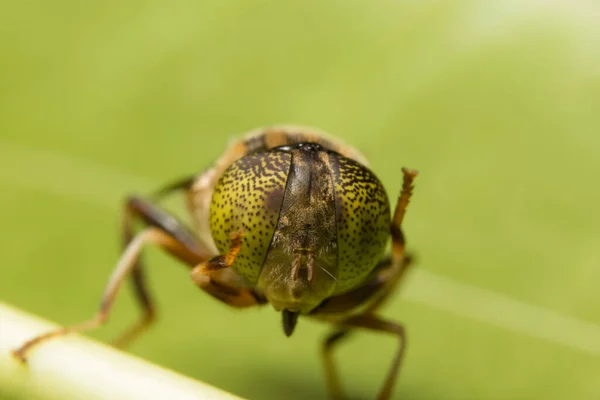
[209,151,292,284]
[331,154,391,294]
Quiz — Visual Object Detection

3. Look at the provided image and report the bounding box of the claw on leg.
[190,231,263,308]
[190,231,243,281]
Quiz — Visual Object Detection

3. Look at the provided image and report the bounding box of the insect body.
[13,126,418,400]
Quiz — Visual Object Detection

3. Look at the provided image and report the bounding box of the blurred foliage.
[1,1,599,399]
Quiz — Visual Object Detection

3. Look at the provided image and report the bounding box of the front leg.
[190,232,266,308]
[390,167,418,262]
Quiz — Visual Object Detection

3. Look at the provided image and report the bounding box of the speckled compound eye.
[329,153,391,294]
[209,151,292,284]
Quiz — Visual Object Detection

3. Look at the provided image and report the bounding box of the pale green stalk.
[0,303,242,400]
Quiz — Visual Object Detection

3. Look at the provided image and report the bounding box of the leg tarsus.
[391,168,418,260]
[190,233,263,308]
[190,231,243,283]
[12,312,107,363]
[190,231,244,276]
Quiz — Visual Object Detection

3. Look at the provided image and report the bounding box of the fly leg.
[12,222,207,362]
[115,193,212,347]
[12,177,208,362]
[190,232,266,308]
[390,167,418,263]
[341,315,406,400]
[313,167,418,400]
[322,329,352,400]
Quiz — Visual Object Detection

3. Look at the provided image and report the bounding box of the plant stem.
[0,302,243,400]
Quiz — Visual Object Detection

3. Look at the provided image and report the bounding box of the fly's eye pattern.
[209,151,292,284]
[330,154,391,294]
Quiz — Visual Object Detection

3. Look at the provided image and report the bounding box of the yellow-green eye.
[330,154,390,294]
[209,151,292,284]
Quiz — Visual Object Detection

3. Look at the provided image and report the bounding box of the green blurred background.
[1,1,599,399]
